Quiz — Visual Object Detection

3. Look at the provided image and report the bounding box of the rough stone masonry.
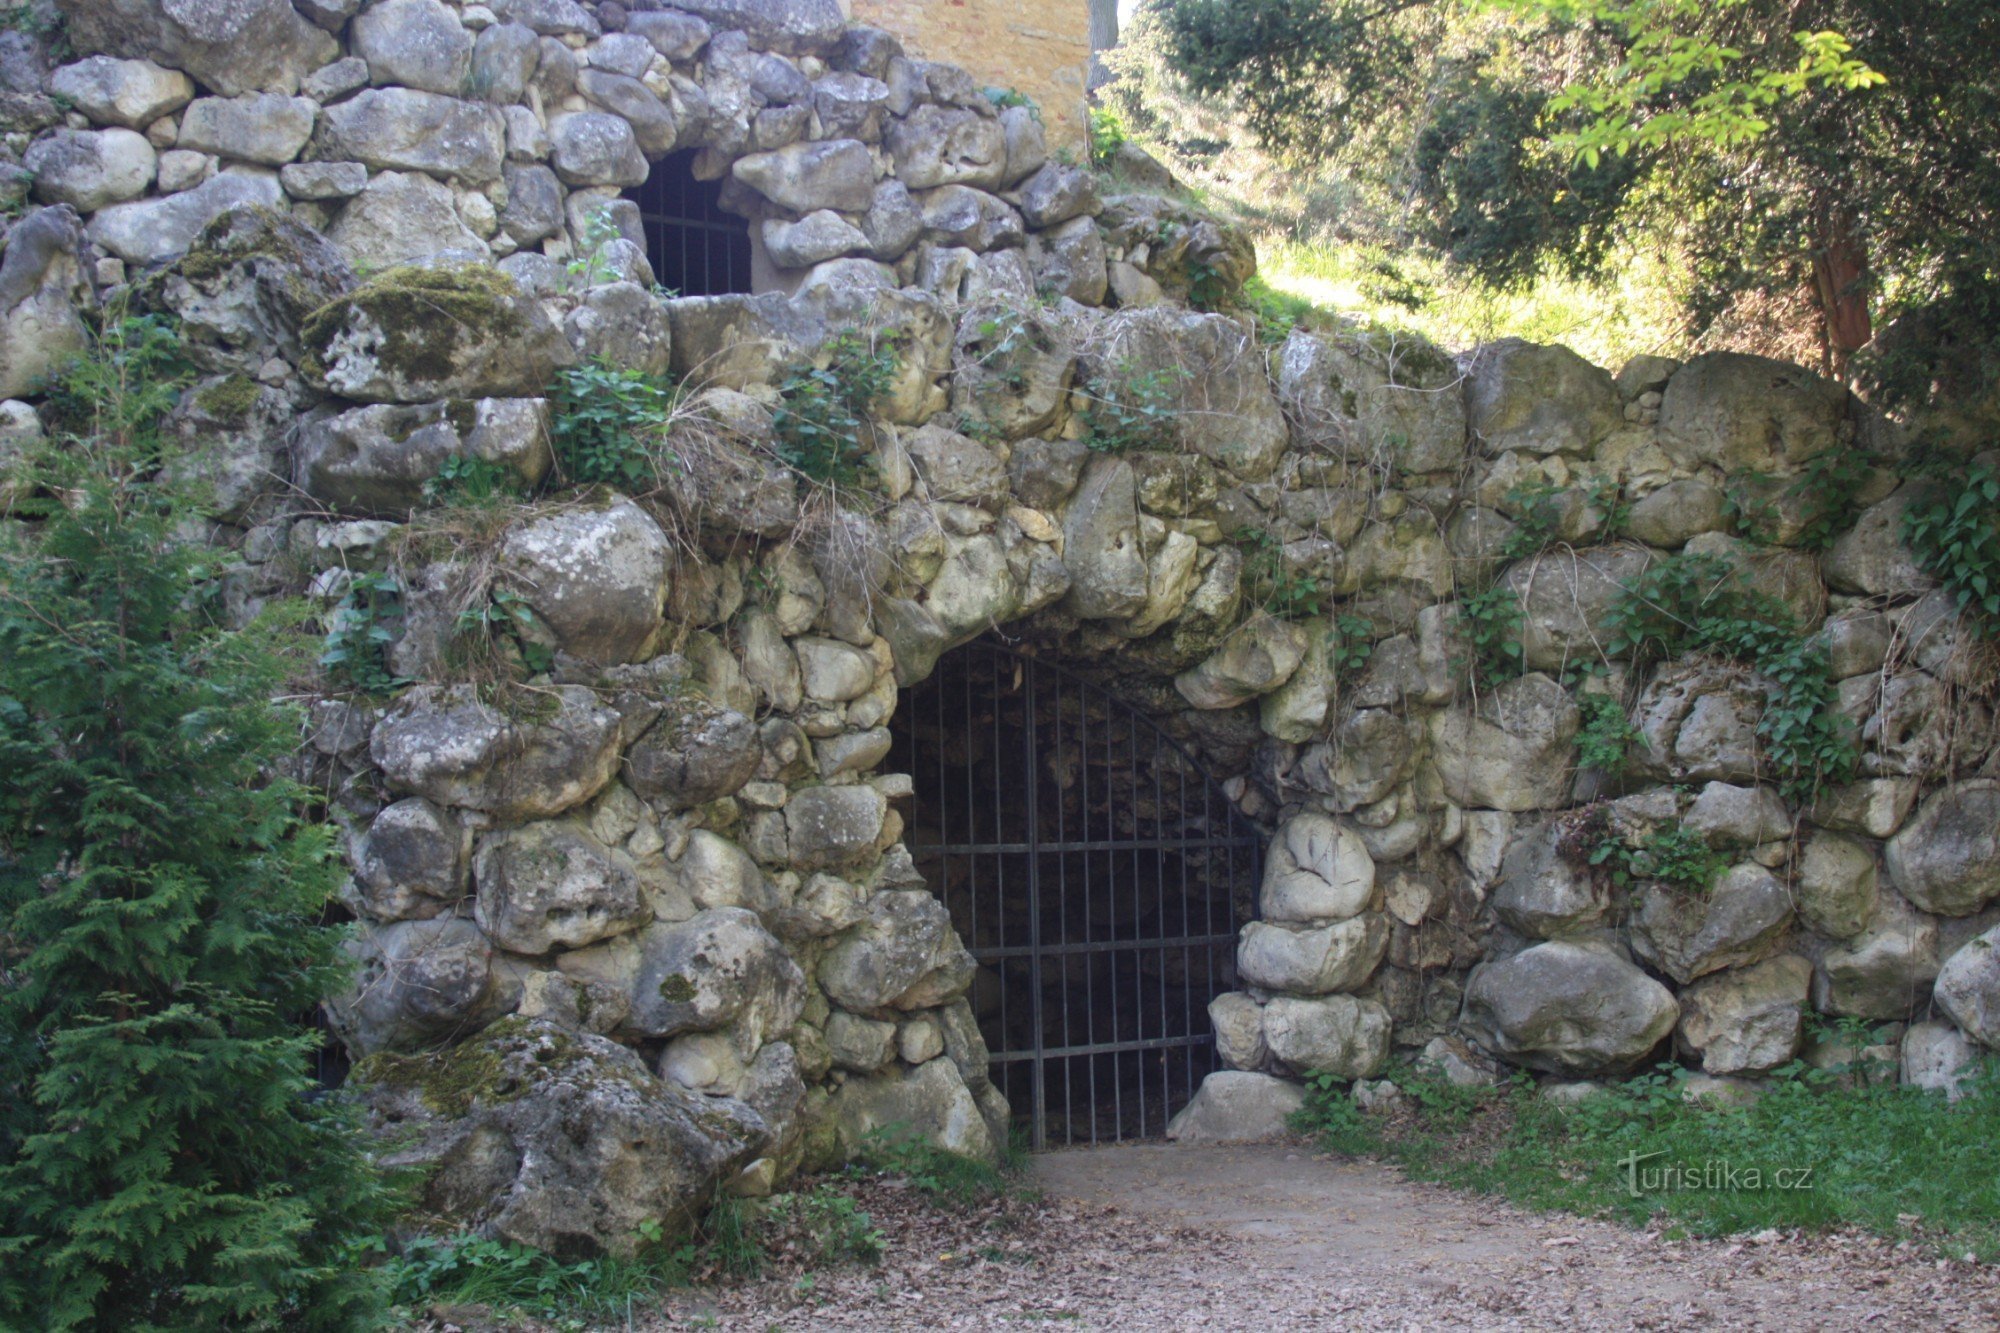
[2,0,1996,1259]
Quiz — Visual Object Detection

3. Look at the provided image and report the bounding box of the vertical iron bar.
[1080,670,1095,1145]
[1055,671,1073,1146]
[1156,721,1170,1125]
[1021,655,1047,1151]
[1105,688,1121,1142]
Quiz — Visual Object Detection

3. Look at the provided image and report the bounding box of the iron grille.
[623,149,754,297]
[891,641,1262,1149]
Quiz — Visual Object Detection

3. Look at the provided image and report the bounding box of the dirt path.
[653,1140,2000,1331]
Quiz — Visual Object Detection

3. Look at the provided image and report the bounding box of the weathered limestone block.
[473,819,649,954]
[157,374,290,521]
[303,263,574,403]
[349,797,468,922]
[1060,456,1148,621]
[327,916,506,1056]
[1427,672,1580,811]
[1259,812,1376,924]
[498,497,672,665]
[886,104,1006,190]
[1277,328,1466,473]
[1297,709,1420,810]
[1237,915,1389,996]
[49,55,194,127]
[1460,942,1678,1076]
[1806,777,1921,840]
[1491,820,1608,939]
[1683,782,1790,847]
[904,423,1009,506]
[1676,955,1812,1075]
[1166,1071,1305,1142]
[1625,478,1727,548]
[1901,1022,1982,1100]
[1813,892,1940,1019]
[624,699,762,809]
[666,829,775,915]
[1499,545,1654,671]
[314,88,506,182]
[1209,992,1268,1071]
[732,137,876,212]
[26,128,155,212]
[294,397,550,516]
[1027,214,1108,305]
[564,281,673,376]
[832,1056,995,1161]
[1176,614,1308,709]
[1824,490,1936,598]
[61,0,338,98]
[1796,828,1879,940]
[623,907,805,1046]
[668,0,843,55]
[1885,781,2000,917]
[1088,308,1289,479]
[819,889,953,1011]
[1630,864,1793,985]
[148,206,354,374]
[1263,994,1391,1079]
[1657,352,1850,474]
[328,170,490,269]
[1628,662,1766,785]
[371,684,623,821]
[177,93,315,165]
[1466,339,1619,456]
[356,1017,766,1256]
[785,784,889,871]
[1935,925,2000,1048]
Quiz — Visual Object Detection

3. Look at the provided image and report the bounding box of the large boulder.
[1465,340,1619,456]
[1236,915,1389,995]
[60,0,339,97]
[618,908,805,1047]
[623,698,762,809]
[472,819,650,954]
[497,498,672,665]
[1934,925,2000,1048]
[25,127,155,211]
[1460,942,1678,1076]
[313,88,506,182]
[1086,308,1289,480]
[356,1017,767,1256]
[1176,614,1309,709]
[326,916,508,1056]
[1262,994,1391,1079]
[327,170,490,269]
[351,0,473,95]
[819,890,960,1012]
[87,170,285,266]
[831,1056,995,1161]
[1813,892,1940,1019]
[885,105,1006,191]
[1277,328,1466,473]
[1884,781,2000,917]
[1629,864,1793,985]
[293,397,551,515]
[1498,545,1654,671]
[147,206,354,375]
[348,797,469,923]
[1166,1071,1305,1143]
[1490,820,1609,939]
[1259,812,1376,923]
[1675,955,1812,1075]
[370,684,624,821]
[1658,352,1850,474]
[731,137,876,212]
[0,206,90,399]
[302,263,574,403]
[1427,672,1580,811]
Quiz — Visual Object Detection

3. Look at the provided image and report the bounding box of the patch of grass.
[1300,1059,2000,1259]
[376,1225,693,1323]
[850,1124,1028,1208]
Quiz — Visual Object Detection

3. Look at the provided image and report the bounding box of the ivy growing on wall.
[772,330,904,487]
[1902,461,2000,639]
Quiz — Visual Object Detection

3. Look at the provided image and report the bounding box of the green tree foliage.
[0,314,391,1329]
[1140,0,2000,389]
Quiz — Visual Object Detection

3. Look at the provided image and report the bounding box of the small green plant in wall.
[1573,681,1640,774]
[1456,584,1526,683]
[773,329,904,487]
[1081,362,1189,454]
[1902,459,2000,638]
[550,359,679,490]
[319,570,407,695]
[1329,613,1375,674]
[1239,526,1326,620]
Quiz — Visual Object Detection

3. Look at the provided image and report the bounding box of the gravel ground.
[636,1141,2000,1331]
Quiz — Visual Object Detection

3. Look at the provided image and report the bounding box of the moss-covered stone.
[301,263,527,389]
[193,372,262,425]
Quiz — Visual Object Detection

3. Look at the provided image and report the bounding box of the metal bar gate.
[891,641,1262,1149]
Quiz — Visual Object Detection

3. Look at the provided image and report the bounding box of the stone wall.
[846,0,1091,154]
[3,0,1998,1259]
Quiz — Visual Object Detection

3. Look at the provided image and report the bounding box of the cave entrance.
[623,149,754,297]
[889,640,1262,1149]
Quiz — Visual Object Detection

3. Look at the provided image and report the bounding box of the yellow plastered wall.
[846,0,1091,154]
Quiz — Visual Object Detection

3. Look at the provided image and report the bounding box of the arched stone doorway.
[889,638,1263,1147]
